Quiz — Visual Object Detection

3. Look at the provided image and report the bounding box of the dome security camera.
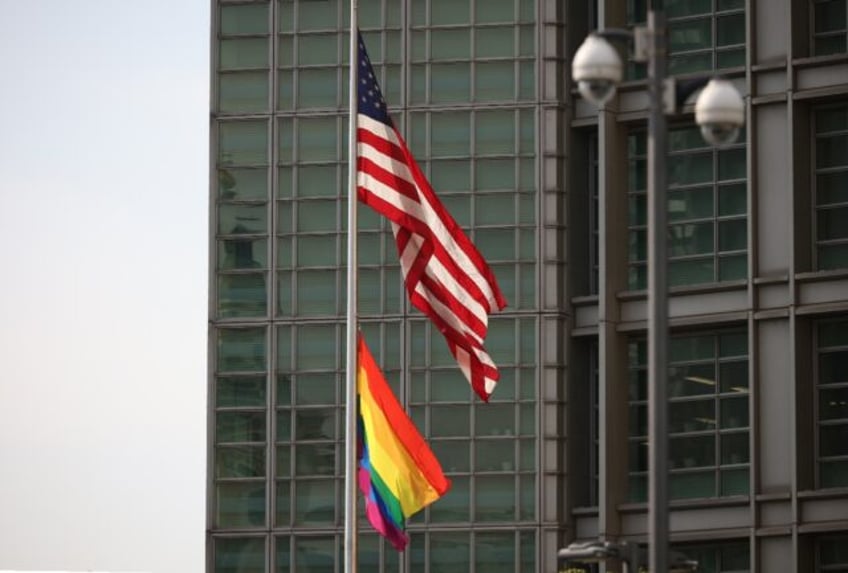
[695,78,745,146]
[572,34,623,106]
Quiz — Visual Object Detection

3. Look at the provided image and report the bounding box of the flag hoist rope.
[344,1,359,573]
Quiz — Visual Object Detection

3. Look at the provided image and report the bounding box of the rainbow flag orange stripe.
[357,334,450,551]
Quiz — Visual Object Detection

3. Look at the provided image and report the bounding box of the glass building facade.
[209,1,848,572]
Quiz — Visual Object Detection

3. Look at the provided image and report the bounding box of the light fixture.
[695,78,745,146]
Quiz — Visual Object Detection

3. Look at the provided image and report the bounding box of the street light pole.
[646,9,669,573]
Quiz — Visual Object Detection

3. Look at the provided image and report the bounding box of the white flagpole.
[343,1,359,572]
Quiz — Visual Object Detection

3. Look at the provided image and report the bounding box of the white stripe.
[424,255,489,328]
[357,140,415,185]
[414,281,484,346]
[358,115,499,310]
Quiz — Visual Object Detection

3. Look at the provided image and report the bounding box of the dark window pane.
[818,206,848,240]
[295,409,336,440]
[295,443,337,476]
[670,399,714,433]
[820,424,848,457]
[431,532,470,573]
[669,258,715,286]
[821,460,848,488]
[295,536,335,573]
[820,321,848,347]
[668,152,713,185]
[219,72,269,113]
[669,18,712,52]
[815,35,847,56]
[717,12,745,46]
[818,171,848,205]
[820,243,848,270]
[475,475,515,521]
[217,411,266,443]
[475,532,516,573]
[815,0,848,33]
[719,183,747,216]
[430,475,470,522]
[719,219,747,251]
[671,435,715,469]
[217,446,265,478]
[218,376,266,408]
[218,328,266,373]
[720,361,749,393]
[218,274,267,318]
[669,186,714,221]
[669,222,714,256]
[820,350,848,384]
[219,121,268,165]
[721,432,749,463]
[215,537,265,573]
[817,134,848,169]
[220,239,268,269]
[216,482,266,528]
[820,387,848,420]
[294,479,336,524]
[670,471,715,499]
[218,167,266,200]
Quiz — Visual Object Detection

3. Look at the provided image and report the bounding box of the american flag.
[355,34,507,401]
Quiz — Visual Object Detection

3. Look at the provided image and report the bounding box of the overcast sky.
[0,1,209,572]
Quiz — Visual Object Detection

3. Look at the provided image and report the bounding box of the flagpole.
[344,1,359,572]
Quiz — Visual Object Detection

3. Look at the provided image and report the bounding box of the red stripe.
[358,127,407,165]
[358,155,420,202]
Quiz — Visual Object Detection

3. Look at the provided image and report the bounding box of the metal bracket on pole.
[633,26,649,62]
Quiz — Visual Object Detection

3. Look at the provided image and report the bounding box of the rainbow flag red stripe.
[357,334,450,551]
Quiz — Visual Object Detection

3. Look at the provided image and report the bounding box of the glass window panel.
[295,443,337,476]
[430,475,470,522]
[720,334,748,358]
[219,239,268,270]
[671,335,715,361]
[431,532,470,573]
[721,468,749,495]
[218,274,267,318]
[821,460,848,488]
[815,35,847,57]
[476,158,515,190]
[296,373,337,406]
[671,434,715,469]
[668,186,714,221]
[220,4,268,35]
[518,60,534,100]
[820,244,848,270]
[669,51,713,75]
[815,0,848,33]
[476,61,514,101]
[294,479,336,524]
[519,25,535,56]
[220,38,269,70]
[297,235,337,266]
[476,439,515,471]
[298,0,337,31]
[297,165,338,198]
[817,134,848,169]
[218,328,266,373]
[668,152,713,185]
[430,160,471,191]
[219,204,267,236]
[297,67,338,109]
[476,404,515,436]
[475,474,515,521]
[217,446,265,478]
[720,361,749,393]
[519,437,535,471]
[820,424,848,457]
[219,71,268,113]
[431,112,471,156]
[476,109,515,155]
[718,183,746,216]
[216,482,266,527]
[295,409,336,440]
[719,219,747,251]
[717,13,745,46]
[431,29,470,60]
[720,396,749,430]
[476,0,514,23]
[297,200,337,232]
[432,440,470,472]
[820,319,848,347]
[218,375,266,408]
[719,254,747,281]
[297,117,338,161]
[297,34,338,66]
[669,258,715,286]
[717,47,745,69]
[215,537,265,573]
[670,399,715,433]
[217,411,266,443]
[816,107,848,133]
[669,18,712,52]
[296,324,337,369]
[476,194,515,225]
[432,62,471,103]
[410,64,427,103]
[669,222,714,256]
[219,167,266,201]
[475,532,516,573]
[818,171,848,205]
[721,432,749,464]
[820,350,848,386]
[818,206,848,240]
[665,0,711,17]
[431,369,473,401]
[220,121,268,165]
[670,471,715,499]
[277,409,291,442]
[476,27,515,58]
[475,228,515,260]
[430,405,471,437]
[820,534,848,565]
[276,481,291,526]
[294,536,336,573]
[719,147,747,180]
[431,0,470,25]
[670,363,716,397]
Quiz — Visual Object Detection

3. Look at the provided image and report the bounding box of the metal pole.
[344,2,359,572]
[646,9,669,573]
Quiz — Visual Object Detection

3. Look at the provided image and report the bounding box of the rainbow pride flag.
[357,334,451,551]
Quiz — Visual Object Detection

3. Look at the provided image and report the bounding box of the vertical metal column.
[646,9,669,573]
[344,2,359,573]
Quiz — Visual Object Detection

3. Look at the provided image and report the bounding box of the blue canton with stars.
[358,33,393,127]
